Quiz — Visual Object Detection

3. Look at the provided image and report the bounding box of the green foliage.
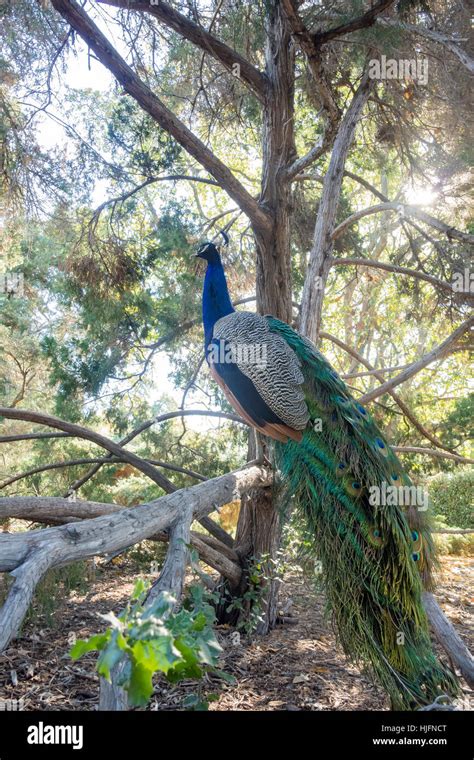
[432,515,474,557]
[70,581,233,709]
[428,470,474,530]
[225,553,283,635]
[282,517,325,584]
[105,98,181,176]
[437,395,474,451]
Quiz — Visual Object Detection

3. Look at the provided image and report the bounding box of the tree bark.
[299,71,372,342]
[228,1,296,634]
[423,592,474,689]
[0,464,270,652]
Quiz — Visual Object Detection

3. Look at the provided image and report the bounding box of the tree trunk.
[299,72,372,342]
[216,1,295,634]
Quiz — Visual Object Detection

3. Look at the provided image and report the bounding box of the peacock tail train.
[196,241,459,710]
[267,316,459,710]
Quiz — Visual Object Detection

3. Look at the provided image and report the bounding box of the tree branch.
[359,316,474,404]
[314,0,396,44]
[332,202,474,245]
[0,497,241,580]
[0,463,271,650]
[284,132,335,181]
[378,18,474,75]
[320,331,465,459]
[281,0,339,180]
[0,456,206,491]
[100,501,194,710]
[299,68,373,340]
[61,409,247,497]
[190,534,241,588]
[331,257,463,297]
[0,407,175,493]
[97,0,268,97]
[0,432,72,443]
[422,592,474,688]
[50,0,271,234]
[394,447,474,464]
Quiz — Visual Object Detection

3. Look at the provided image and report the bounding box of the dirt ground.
[0,555,472,711]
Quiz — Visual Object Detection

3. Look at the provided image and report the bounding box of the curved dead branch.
[331,257,464,298]
[0,463,270,652]
[0,407,175,493]
[378,18,474,74]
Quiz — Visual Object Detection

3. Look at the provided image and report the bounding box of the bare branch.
[0,406,175,493]
[359,316,474,404]
[0,497,241,578]
[199,515,234,548]
[394,447,474,464]
[50,0,271,234]
[321,331,465,458]
[331,257,464,297]
[284,132,335,181]
[378,18,474,74]
[147,507,193,604]
[0,463,271,650]
[314,0,397,44]
[423,592,474,688]
[62,409,247,497]
[0,456,206,491]
[0,432,71,443]
[191,534,241,588]
[299,69,373,340]
[332,202,474,245]
[281,0,339,179]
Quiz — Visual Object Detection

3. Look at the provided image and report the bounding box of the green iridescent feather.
[267,316,459,710]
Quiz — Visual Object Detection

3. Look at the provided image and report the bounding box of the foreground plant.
[71,581,233,709]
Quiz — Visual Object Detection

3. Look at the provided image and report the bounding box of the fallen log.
[0,464,270,652]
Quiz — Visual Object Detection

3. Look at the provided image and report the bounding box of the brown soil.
[0,556,471,711]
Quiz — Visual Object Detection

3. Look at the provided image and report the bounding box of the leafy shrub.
[70,581,233,709]
[427,470,473,529]
[432,515,474,557]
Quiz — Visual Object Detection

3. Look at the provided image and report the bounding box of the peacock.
[195,240,459,710]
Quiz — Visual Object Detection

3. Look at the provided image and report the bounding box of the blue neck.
[202,258,234,347]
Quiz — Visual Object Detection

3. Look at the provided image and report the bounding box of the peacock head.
[195,241,222,264]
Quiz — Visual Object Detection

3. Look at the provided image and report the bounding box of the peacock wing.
[210,311,310,436]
